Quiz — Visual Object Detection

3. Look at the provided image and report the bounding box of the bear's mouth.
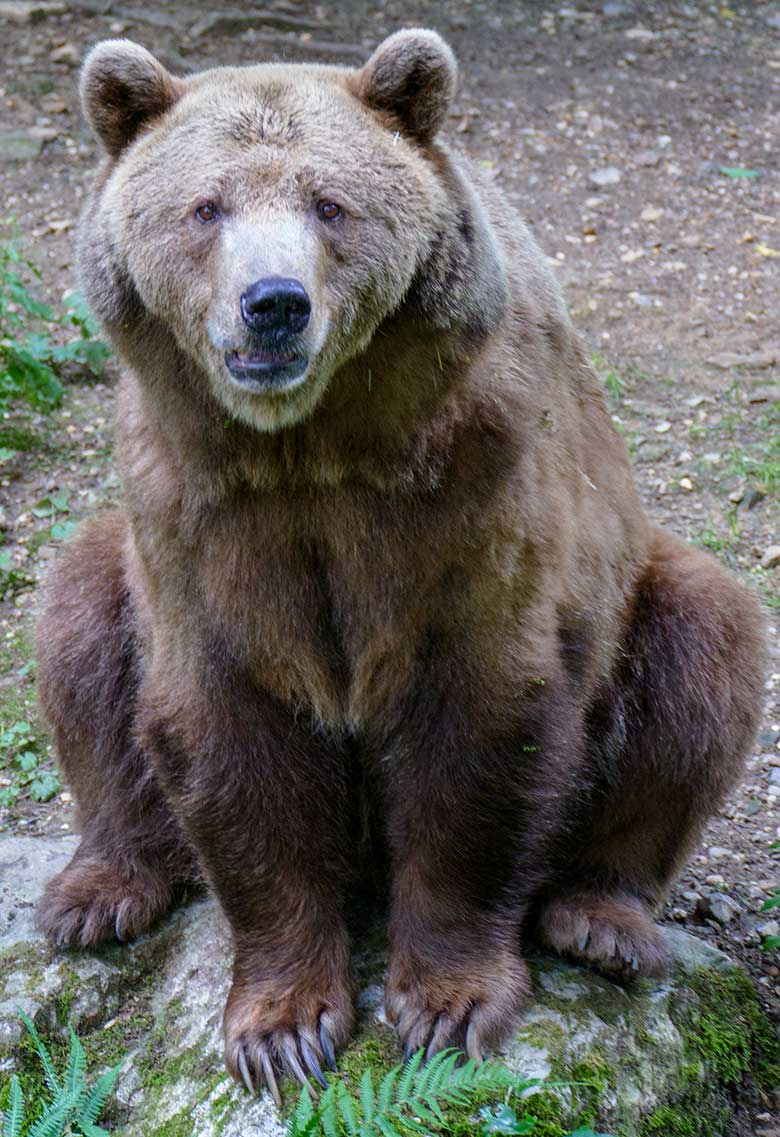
[224,348,309,393]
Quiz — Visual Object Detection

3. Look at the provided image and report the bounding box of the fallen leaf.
[719,166,760,178]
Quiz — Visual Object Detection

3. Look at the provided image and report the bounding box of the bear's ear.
[80,39,183,157]
[352,29,457,143]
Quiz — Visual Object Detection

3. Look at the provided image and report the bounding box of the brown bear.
[36,29,765,1103]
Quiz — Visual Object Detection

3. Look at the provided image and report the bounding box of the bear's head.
[80,31,507,432]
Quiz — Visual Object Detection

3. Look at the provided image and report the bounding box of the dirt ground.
[0,0,779,1120]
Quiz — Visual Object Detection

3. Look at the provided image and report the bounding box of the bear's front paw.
[223,955,356,1106]
[385,941,530,1062]
[538,892,672,980]
[37,853,173,948]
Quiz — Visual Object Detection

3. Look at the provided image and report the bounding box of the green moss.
[640,1099,731,1137]
[0,425,43,451]
[519,1090,568,1137]
[335,1026,399,1091]
[515,1016,568,1060]
[53,972,80,1024]
[637,966,780,1137]
[154,1106,203,1137]
[673,967,780,1089]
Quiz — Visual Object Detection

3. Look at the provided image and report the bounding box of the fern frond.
[319,1084,340,1137]
[79,1124,111,1137]
[414,1048,450,1098]
[78,1064,121,1126]
[17,1010,60,1097]
[293,1045,553,1137]
[376,1065,401,1114]
[2,1074,23,1137]
[335,1081,359,1136]
[375,1117,400,1137]
[359,1067,375,1124]
[65,1027,86,1098]
[396,1049,424,1103]
[26,1100,68,1137]
[427,1051,460,1101]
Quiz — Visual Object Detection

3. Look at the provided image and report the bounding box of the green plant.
[591,352,625,408]
[288,1049,613,1137]
[1,1010,122,1137]
[0,224,109,420]
[764,845,780,950]
[0,718,58,806]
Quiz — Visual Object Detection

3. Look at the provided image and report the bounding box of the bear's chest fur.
[133,479,542,729]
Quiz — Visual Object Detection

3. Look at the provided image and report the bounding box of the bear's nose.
[240,277,311,335]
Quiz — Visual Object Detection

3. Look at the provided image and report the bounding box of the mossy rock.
[1,836,778,1136]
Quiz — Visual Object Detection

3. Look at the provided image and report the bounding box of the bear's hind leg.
[538,530,765,979]
[35,512,197,948]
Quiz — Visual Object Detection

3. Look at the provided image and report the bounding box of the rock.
[1,836,778,1137]
[588,166,622,188]
[66,0,112,10]
[761,546,780,570]
[696,892,741,925]
[0,0,65,21]
[742,488,766,510]
[707,348,779,370]
[27,125,59,143]
[190,8,320,38]
[758,920,780,939]
[39,93,67,114]
[769,768,780,786]
[0,131,44,160]
[748,386,780,404]
[111,5,183,28]
[49,41,79,66]
[634,149,661,167]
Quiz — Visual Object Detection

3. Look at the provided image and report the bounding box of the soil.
[0,0,778,1127]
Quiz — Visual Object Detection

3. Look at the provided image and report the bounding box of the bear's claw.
[226,1011,349,1106]
[231,1027,327,1105]
[300,1037,328,1088]
[237,1047,255,1095]
[319,1022,337,1072]
[386,944,530,1066]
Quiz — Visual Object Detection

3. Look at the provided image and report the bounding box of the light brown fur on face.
[36,29,766,1099]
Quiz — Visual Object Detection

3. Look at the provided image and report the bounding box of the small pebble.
[588,166,622,188]
[696,892,741,924]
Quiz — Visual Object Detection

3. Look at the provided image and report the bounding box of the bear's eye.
[195,201,219,224]
[317,200,342,222]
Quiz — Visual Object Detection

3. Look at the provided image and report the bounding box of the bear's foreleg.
[35,512,197,947]
[379,653,586,1061]
[139,662,357,1101]
[537,531,765,979]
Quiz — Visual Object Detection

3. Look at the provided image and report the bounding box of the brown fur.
[36,30,766,1090]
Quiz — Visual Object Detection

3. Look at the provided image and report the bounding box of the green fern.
[2,1076,23,1137]
[289,1049,535,1137]
[0,1010,122,1137]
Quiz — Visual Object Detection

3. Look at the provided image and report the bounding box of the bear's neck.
[117,318,497,496]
